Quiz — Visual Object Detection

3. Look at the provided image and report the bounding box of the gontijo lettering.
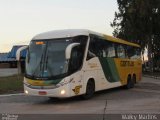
[120,61,134,67]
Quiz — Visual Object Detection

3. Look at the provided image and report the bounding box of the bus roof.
[33,29,91,40]
[33,29,140,47]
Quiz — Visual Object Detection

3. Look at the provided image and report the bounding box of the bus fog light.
[25,90,28,94]
[60,90,65,95]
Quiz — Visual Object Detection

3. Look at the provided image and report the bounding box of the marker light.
[36,41,44,45]
[25,90,28,94]
[60,90,66,95]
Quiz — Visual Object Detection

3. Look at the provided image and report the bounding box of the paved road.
[0,77,160,120]
[0,68,18,77]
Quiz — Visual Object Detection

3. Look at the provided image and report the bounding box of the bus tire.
[126,75,134,89]
[82,79,95,99]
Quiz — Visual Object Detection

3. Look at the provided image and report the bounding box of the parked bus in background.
[24,29,142,99]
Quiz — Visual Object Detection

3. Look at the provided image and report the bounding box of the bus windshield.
[25,36,88,80]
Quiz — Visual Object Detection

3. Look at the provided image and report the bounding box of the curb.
[0,93,24,97]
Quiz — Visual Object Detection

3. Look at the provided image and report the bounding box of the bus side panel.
[134,59,142,82]
[98,57,120,83]
[69,71,84,97]
[83,57,121,91]
[82,57,102,92]
[97,57,122,89]
[114,58,142,85]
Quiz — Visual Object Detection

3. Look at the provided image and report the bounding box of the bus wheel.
[126,75,134,89]
[82,80,95,99]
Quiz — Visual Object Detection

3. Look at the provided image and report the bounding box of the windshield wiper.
[40,54,44,71]
[45,55,48,70]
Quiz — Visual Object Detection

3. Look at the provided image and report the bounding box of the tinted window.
[126,46,141,59]
[87,34,140,60]
[87,35,116,59]
[117,45,126,58]
[105,42,116,57]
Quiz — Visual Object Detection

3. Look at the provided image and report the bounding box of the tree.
[111,0,160,71]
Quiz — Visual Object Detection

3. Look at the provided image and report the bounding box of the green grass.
[0,74,24,94]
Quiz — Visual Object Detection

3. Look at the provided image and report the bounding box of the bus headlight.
[25,90,29,94]
[60,90,66,95]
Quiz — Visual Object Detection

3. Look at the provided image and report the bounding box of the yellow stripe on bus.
[26,79,45,86]
[103,35,140,47]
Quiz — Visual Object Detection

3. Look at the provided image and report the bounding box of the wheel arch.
[86,78,95,89]
[83,77,95,93]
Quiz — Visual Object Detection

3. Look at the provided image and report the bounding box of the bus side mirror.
[16,46,28,61]
[65,43,80,60]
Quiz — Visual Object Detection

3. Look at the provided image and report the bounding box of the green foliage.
[0,74,24,94]
[111,0,160,53]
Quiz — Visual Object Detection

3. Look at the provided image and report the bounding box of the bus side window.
[96,40,116,58]
[106,42,116,58]
[135,48,141,59]
[87,50,96,59]
[87,35,117,59]
[117,44,126,58]
[126,46,141,59]
[87,36,97,60]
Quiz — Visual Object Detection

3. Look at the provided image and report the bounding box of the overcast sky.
[0,0,118,52]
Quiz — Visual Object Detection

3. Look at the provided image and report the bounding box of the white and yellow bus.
[24,29,142,99]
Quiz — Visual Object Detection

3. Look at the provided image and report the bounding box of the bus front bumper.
[24,84,71,98]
